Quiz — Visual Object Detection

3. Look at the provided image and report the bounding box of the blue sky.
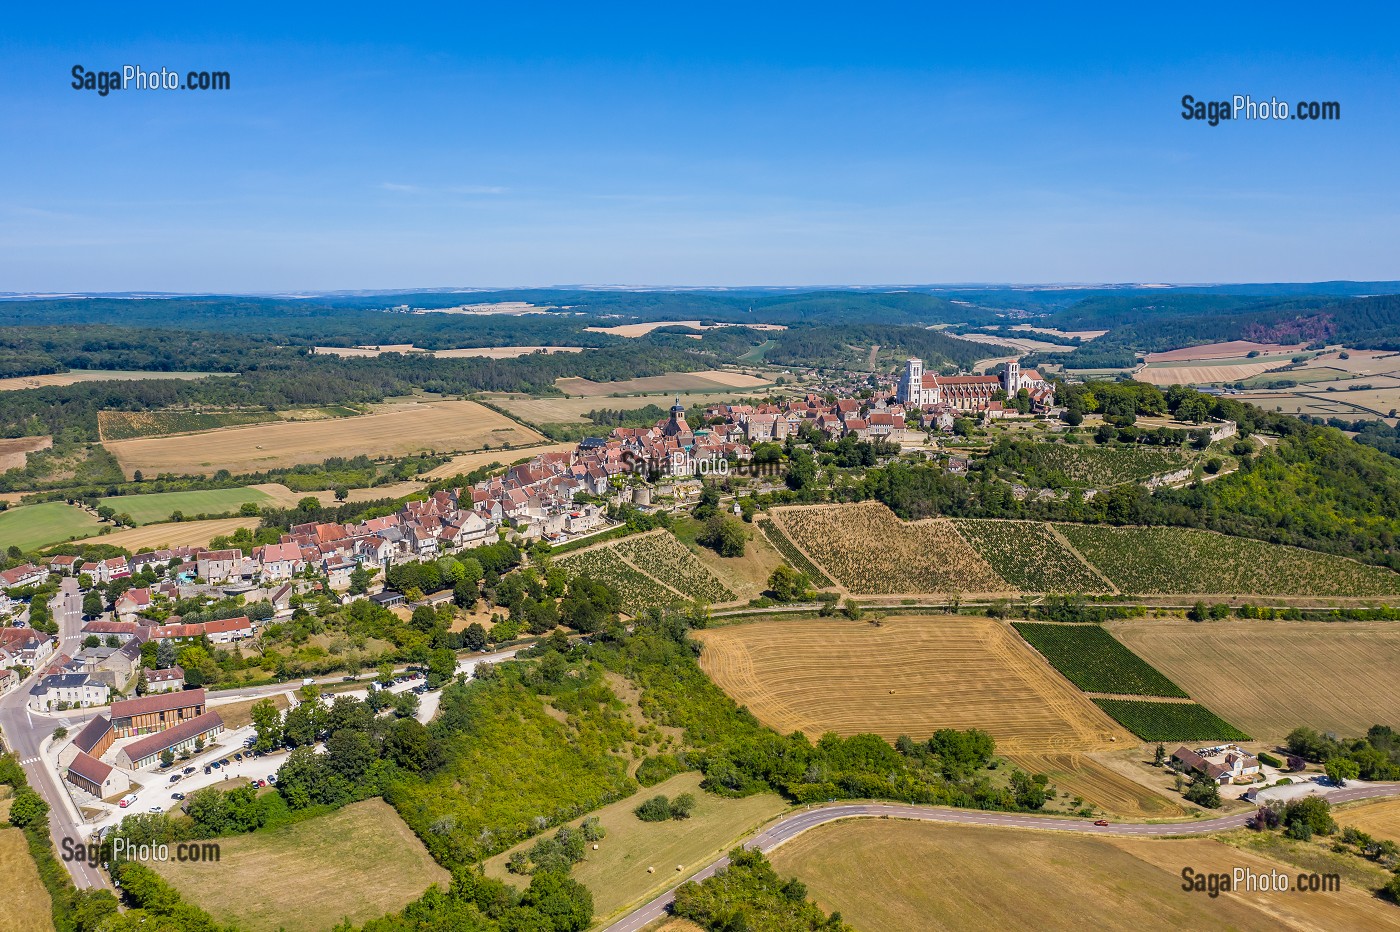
[2,3,1398,291]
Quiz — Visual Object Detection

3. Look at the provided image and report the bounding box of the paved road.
[600,782,1400,932]
[0,579,108,889]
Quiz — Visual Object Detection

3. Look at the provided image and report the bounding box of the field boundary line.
[1045,523,1118,594]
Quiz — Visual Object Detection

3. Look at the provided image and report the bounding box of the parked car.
[118,794,138,808]
[169,774,182,783]
[233,753,243,761]
[203,765,212,774]
[171,792,185,801]
[182,766,196,774]
[342,675,357,682]
[267,774,277,784]
[148,805,162,813]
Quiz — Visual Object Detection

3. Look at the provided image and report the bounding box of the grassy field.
[770,503,1007,594]
[98,487,274,525]
[693,616,1128,753]
[210,693,291,730]
[484,772,788,922]
[768,819,1400,932]
[0,501,103,551]
[152,798,448,932]
[104,399,544,477]
[1110,619,1400,743]
[76,516,260,550]
[1057,524,1400,596]
[1012,623,1188,697]
[951,520,1108,592]
[1092,699,1249,742]
[0,827,55,932]
[671,516,787,603]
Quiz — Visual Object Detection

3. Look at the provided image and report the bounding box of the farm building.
[117,710,225,769]
[110,687,206,737]
[1172,744,1262,785]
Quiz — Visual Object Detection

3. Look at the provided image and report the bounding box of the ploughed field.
[1109,619,1400,743]
[103,399,545,477]
[692,616,1127,753]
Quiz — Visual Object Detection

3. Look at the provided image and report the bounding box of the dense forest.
[765,323,1004,370]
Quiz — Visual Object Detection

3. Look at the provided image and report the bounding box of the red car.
[1094,819,1110,826]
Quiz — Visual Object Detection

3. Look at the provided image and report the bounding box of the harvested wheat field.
[1110,619,1400,744]
[768,819,1400,932]
[1008,752,1184,819]
[769,503,1007,594]
[1134,361,1290,386]
[1337,797,1400,845]
[104,400,544,477]
[694,617,1128,753]
[484,391,770,424]
[1145,341,1307,362]
[0,369,225,393]
[77,516,259,550]
[0,828,54,932]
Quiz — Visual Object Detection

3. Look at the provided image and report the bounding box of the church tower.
[901,358,924,405]
[1002,360,1020,395]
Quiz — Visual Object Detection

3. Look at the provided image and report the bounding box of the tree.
[160,749,175,769]
[520,870,593,932]
[426,647,457,689]
[82,634,100,649]
[82,590,104,617]
[250,698,283,752]
[463,622,488,652]
[156,639,177,670]
[698,515,746,558]
[1184,772,1222,808]
[766,565,810,602]
[348,564,373,596]
[1154,743,1166,767]
[334,486,349,502]
[8,789,48,828]
[1325,757,1360,786]
[51,726,68,741]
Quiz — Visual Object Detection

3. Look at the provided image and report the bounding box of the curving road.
[600,782,1400,932]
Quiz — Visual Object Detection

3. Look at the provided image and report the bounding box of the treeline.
[1286,725,1400,781]
[765,323,1005,371]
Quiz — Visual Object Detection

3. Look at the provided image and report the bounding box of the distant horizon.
[4,279,1400,301]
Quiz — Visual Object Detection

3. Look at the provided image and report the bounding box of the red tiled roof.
[110,687,205,721]
[122,711,223,763]
[68,750,112,785]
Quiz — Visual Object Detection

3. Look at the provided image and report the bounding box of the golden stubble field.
[694,616,1126,753]
[768,819,1400,932]
[76,516,259,550]
[103,400,545,477]
[1109,619,1400,744]
[555,369,772,396]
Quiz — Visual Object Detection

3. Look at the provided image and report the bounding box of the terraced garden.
[554,544,681,614]
[1012,623,1188,697]
[1057,524,1400,596]
[1091,699,1250,742]
[952,520,1108,592]
[614,531,736,603]
[771,503,1006,594]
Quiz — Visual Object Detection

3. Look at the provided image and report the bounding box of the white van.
[118,793,139,808]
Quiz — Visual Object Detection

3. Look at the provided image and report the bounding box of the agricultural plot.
[771,503,1007,594]
[693,617,1130,752]
[554,541,686,614]
[1092,699,1249,742]
[1012,623,1188,697]
[768,819,1400,932]
[75,516,259,551]
[0,436,52,472]
[98,487,273,525]
[755,519,832,588]
[613,531,736,604]
[0,369,225,393]
[0,828,54,932]
[1028,445,1190,486]
[951,520,1108,592]
[555,370,772,396]
[1110,619,1400,743]
[104,400,544,477]
[152,799,447,932]
[1057,524,1400,597]
[98,409,279,440]
[0,501,102,552]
